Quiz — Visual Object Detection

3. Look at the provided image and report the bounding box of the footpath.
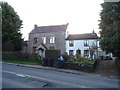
[2,61,119,80]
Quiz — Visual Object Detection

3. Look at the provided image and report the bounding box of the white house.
[66,31,113,59]
[66,31,98,58]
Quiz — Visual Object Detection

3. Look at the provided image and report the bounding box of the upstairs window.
[84,40,89,46]
[69,40,74,47]
[50,37,55,43]
[33,38,37,44]
[42,37,46,44]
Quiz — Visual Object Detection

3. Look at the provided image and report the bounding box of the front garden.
[2,50,99,73]
[43,50,99,72]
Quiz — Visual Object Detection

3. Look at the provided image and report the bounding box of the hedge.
[45,50,61,60]
[2,52,41,63]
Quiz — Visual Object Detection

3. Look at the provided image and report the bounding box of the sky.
[2,0,104,40]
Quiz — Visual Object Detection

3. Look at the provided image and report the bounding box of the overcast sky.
[3,0,104,40]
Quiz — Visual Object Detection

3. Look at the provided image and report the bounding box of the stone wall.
[27,31,66,54]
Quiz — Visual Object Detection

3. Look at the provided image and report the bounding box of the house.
[66,31,99,59]
[27,23,69,57]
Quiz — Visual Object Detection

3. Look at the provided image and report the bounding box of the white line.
[16,74,26,77]
[1,70,90,88]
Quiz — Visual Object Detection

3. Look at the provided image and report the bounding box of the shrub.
[61,52,70,62]
[45,50,61,60]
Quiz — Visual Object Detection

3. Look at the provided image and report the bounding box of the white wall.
[66,39,97,57]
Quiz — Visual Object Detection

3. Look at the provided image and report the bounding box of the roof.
[66,33,98,40]
[30,24,68,34]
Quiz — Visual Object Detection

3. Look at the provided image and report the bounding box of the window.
[69,40,74,47]
[69,50,74,56]
[84,40,89,46]
[33,37,37,44]
[84,50,89,56]
[50,37,55,43]
[33,46,37,53]
[42,37,46,44]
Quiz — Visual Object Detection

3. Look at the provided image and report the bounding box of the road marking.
[1,70,90,88]
[16,74,26,77]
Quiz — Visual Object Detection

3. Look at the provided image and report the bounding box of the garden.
[43,50,98,73]
[2,50,99,73]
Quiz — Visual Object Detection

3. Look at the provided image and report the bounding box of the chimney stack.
[34,24,38,29]
[92,29,95,34]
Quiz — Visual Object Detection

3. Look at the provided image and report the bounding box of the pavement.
[1,62,119,80]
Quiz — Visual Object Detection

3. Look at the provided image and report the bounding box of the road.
[1,63,119,88]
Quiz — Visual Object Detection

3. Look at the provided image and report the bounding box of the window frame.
[33,46,37,53]
[33,37,38,44]
[42,37,46,44]
[84,50,89,56]
[69,50,74,56]
[69,40,74,47]
[50,37,55,43]
[84,40,89,46]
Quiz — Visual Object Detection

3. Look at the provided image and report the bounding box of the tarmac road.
[1,63,119,88]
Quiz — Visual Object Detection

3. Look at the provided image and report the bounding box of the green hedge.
[2,52,23,60]
[45,50,61,60]
[2,52,41,63]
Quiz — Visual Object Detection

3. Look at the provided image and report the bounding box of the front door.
[38,48,44,57]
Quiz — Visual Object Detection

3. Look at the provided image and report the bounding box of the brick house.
[27,23,68,57]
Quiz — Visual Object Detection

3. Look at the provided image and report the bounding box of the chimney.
[67,23,69,26]
[92,29,95,34]
[34,24,38,29]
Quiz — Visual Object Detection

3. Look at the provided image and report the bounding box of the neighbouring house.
[66,31,99,59]
[66,31,113,59]
[27,23,69,57]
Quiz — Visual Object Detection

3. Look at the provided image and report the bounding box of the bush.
[61,52,70,62]
[45,50,61,60]
[66,56,98,72]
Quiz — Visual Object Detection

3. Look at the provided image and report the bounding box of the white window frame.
[69,40,74,47]
[69,50,74,56]
[84,40,89,46]
[50,37,55,43]
[42,37,46,44]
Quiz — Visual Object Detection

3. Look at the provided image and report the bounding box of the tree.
[0,2,23,51]
[99,2,120,59]
[89,43,98,59]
